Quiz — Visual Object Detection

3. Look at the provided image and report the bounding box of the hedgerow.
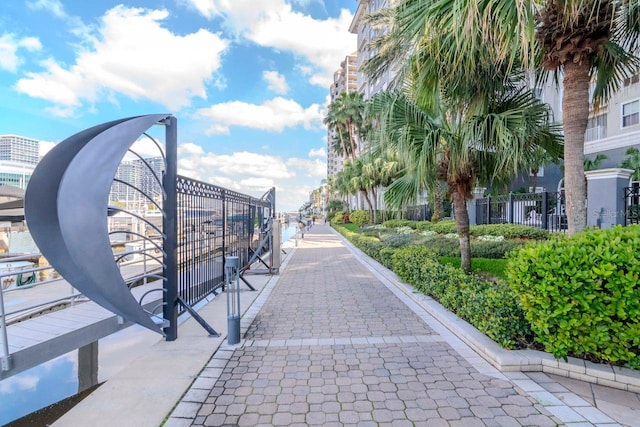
[507,225,640,368]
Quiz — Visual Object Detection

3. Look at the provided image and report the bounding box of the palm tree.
[535,1,640,235]
[583,153,608,171]
[324,92,368,161]
[370,88,561,272]
[323,102,351,159]
[621,147,640,181]
[365,1,563,272]
[368,0,640,236]
[527,146,557,192]
[360,148,400,223]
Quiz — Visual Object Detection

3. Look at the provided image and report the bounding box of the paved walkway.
[166,224,639,426]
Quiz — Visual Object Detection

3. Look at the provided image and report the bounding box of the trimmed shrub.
[349,210,370,226]
[507,225,640,367]
[471,224,548,240]
[471,239,526,259]
[331,211,346,224]
[390,246,532,348]
[380,233,417,248]
[382,219,415,229]
[378,246,397,269]
[427,220,457,235]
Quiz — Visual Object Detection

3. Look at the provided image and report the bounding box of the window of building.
[622,100,639,127]
[585,113,607,141]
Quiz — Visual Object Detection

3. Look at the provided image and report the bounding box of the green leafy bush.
[382,219,415,229]
[390,246,532,348]
[471,224,548,240]
[331,211,346,224]
[471,240,526,259]
[427,220,457,234]
[379,233,417,248]
[507,225,640,367]
[349,210,370,226]
[378,246,397,269]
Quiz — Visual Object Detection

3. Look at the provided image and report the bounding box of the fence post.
[508,192,514,224]
[487,196,492,225]
[585,168,633,228]
[163,116,178,341]
[542,192,549,230]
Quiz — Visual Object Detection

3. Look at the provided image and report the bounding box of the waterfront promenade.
[163,224,639,426]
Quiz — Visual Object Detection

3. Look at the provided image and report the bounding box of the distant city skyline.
[0,0,357,212]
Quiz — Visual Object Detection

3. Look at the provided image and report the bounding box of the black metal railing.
[475,191,567,232]
[175,176,273,312]
[625,186,640,225]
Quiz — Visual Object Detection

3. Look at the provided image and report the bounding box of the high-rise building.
[110,156,164,209]
[0,135,40,165]
[327,52,358,178]
[349,0,396,99]
[0,135,41,189]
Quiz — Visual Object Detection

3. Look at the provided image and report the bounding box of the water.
[281,222,298,243]
[0,352,77,425]
[0,224,298,424]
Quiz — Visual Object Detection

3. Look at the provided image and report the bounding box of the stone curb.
[332,227,640,395]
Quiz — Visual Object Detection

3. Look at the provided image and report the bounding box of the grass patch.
[439,257,508,281]
[342,223,360,232]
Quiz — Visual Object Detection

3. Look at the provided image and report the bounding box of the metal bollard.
[225,256,241,345]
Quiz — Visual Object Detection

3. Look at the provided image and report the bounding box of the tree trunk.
[531,168,538,193]
[371,187,378,223]
[451,188,472,273]
[562,61,590,235]
[346,118,357,160]
[431,182,444,221]
[360,189,373,222]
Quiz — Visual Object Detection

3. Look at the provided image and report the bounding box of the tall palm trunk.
[360,188,373,221]
[563,61,590,235]
[431,182,444,221]
[371,187,378,223]
[451,188,471,273]
[346,118,357,160]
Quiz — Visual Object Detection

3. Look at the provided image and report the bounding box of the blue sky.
[0,0,357,212]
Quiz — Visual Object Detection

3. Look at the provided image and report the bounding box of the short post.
[225,256,241,345]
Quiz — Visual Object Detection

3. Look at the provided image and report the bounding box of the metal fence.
[625,186,640,225]
[404,204,432,221]
[475,191,567,232]
[175,176,273,311]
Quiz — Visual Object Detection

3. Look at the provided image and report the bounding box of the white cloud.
[27,0,66,18]
[263,70,288,95]
[0,34,42,72]
[176,143,324,211]
[308,147,326,158]
[16,6,229,115]
[0,374,39,394]
[178,142,205,156]
[39,140,56,157]
[287,158,326,177]
[185,0,355,87]
[197,97,323,134]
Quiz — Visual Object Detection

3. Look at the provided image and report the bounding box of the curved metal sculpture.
[25,114,171,334]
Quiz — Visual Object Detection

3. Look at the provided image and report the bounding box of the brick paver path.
[188,225,560,426]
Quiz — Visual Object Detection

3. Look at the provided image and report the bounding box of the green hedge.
[390,246,533,348]
[349,210,370,226]
[381,220,547,240]
[471,224,548,240]
[507,225,640,368]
